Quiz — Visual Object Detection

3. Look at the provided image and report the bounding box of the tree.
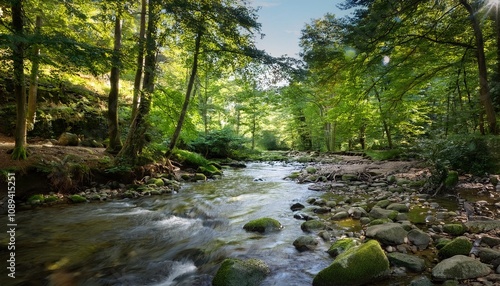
[107,6,123,153]
[11,0,27,160]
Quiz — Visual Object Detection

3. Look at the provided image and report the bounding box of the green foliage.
[188,128,248,159]
[36,155,90,193]
[69,194,87,203]
[365,149,403,161]
[259,130,289,150]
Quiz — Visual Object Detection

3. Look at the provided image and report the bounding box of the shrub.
[36,155,90,193]
[188,127,248,159]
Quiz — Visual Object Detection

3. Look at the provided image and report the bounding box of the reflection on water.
[2,163,335,286]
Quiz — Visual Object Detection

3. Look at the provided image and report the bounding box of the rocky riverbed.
[284,154,500,285]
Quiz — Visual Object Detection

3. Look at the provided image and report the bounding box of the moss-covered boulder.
[68,194,87,203]
[369,207,398,220]
[243,217,283,233]
[438,236,472,259]
[300,220,326,232]
[442,224,466,236]
[327,238,360,258]
[147,178,164,187]
[212,258,270,286]
[313,240,390,286]
[193,173,207,181]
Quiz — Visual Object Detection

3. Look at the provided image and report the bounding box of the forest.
[1,0,500,179]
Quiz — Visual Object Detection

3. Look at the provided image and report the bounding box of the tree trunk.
[373,85,393,149]
[116,0,157,165]
[12,0,27,160]
[165,29,202,159]
[460,0,497,134]
[132,0,147,120]
[27,15,41,132]
[107,13,123,153]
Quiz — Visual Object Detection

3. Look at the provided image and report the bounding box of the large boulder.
[465,220,500,233]
[327,238,360,258]
[432,255,491,281]
[212,258,270,286]
[313,240,389,286]
[58,132,79,146]
[366,223,408,245]
[387,252,426,273]
[438,236,472,259]
[243,218,283,233]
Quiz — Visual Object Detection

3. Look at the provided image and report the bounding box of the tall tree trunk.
[117,0,157,165]
[132,0,147,120]
[12,0,27,160]
[165,29,202,159]
[27,15,41,132]
[107,13,123,153]
[373,85,393,149]
[460,0,497,134]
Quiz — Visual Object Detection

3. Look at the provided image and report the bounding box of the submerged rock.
[293,235,319,252]
[212,258,270,286]
[313,240,389,286]
[300,220,326,232]
[432,255,491,281]
[243,217,283,233]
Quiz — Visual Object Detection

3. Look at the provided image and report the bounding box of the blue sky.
[250,0,352,58]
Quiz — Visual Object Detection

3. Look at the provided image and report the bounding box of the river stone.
[327,238,360,258]
[409,276,433,286]
[348,207,368,219]
[442,224,466,236]
[482,235,500,247]
[387,203,409,213]
[331,211,349,221]
[477,247,500,267]
[290,203,305,211]
[432,255,491,281]
[465,220,500,233]
[313,240,389,286]
[438,236,472,259]
[212,258,270,286]
[243,218,283,233]
[301,220,326,232]
[387,252,426,273]
[407,229,431,250]
[375,199,391,208]
[58,132,79,146]
[366,223,408,245]
[369,207,398,220]
[293,235,319,252]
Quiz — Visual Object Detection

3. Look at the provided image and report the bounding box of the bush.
[188,127,248,159]
[36,155,90,193]
[259,130,289,150]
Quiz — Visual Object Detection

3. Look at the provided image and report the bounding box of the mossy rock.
[442,224,466,236]
[313,240,390,286]
[341,174,358,181]
[306,166,317,174]
[44,195,60,203]
[375,200,391,208]
[69,194,87,203]
[368,218,393,226]
[438,236,472,259]
[436,238,452,250]
[243,217,283,233]
[27,194,45,205]
[287,172,300,180]
[327,238,360,258]
[293,235,319,252]
[194,173,207,181]
[300,220,326,232]
[198,165,223,177]
[147,178,164,187]
[212,258,270,286]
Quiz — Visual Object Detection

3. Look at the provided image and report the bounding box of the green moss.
[368,218,393,226]
[436,238,452,250]
[212,258,270,286]
[147,178,164,187]
[27,194,45,204]
[300,220,326,232]
[438,237,472,259]
[306,166,317,174]
[327,238,359,258]
[44,195,60,203]
[287,172,300,180]
[69,194,87,203]
[442,224,466,236]
[243,217,283,233]
[194,173,207,181]
[313,240,389,286]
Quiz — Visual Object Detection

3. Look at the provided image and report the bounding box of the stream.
[2,162,338,286]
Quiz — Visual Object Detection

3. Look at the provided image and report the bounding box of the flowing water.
[2,162,338,286]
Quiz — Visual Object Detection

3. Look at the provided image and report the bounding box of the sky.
[250,0,352,58]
